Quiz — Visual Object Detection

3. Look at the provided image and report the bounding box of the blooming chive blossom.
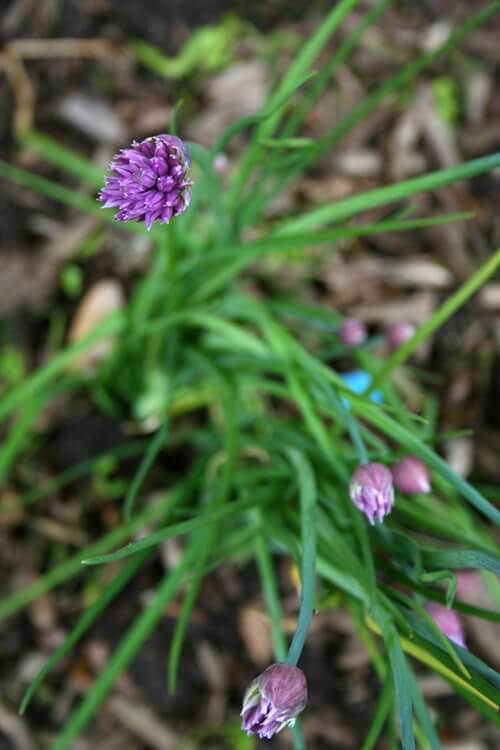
[339,318,367,347]
[241,663,307,739]
[426,602,465,647]
[392,456,431,494]
[98,134,192,230]
[350,462,394,524]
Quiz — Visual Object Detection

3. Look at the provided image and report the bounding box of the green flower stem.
[254,524,307,750]
[286,450,317,667]
[254,526,287,661]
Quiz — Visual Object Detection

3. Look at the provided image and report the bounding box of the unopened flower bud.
[456,570,480,599]
[213,152,229,174]
[241,663,307,739]
[426,602,465,647]
[98,134,192,230]
[392,456,431,494]
[339,318,367,347]
[386,320,416,350]
[349,462,394,524]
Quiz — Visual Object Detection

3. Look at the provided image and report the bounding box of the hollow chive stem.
[286,450,317,667]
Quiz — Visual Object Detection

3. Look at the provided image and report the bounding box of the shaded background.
[1,1,500,748]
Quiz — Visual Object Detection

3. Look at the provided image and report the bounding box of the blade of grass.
[388,589,470,680]
[360,679,394,750]
[81,489,276,565]
[278,154,500,234]
[241,0,500,226]
[123,421,169,519]
[367,615,500,713]
[210,71,317,157]
[356,401,500,526]
[368,248,500,391]
[397,605,500,690]
[0,440,145,516]
[283,0,391,139]
[0,394,41,482]
[20,130,104,187]
[20,548,151,714]
[188,213,473,303]
[254,527,288,661]
[273,325,500,526]
[403,637,500,714]
[286,450,317,666]
[308,0,500,163]
[0,159,159,238]
[0,480,187,621]
[188,142,229,245]
[0,312,124,424]
[384,625,416,750]
[50,542,198,750]
[421,547,500,575]
[168,387,237,692]
[229,0,362,207]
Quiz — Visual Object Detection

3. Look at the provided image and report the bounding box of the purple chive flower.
[426,602,465,647]
[339,318,367,347]
[386,320,416,350]
[392,456,431,494]
[350,462,394,524]
[241,663,307,740]
[98,134,192,230]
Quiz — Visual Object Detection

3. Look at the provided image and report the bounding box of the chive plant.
[1,1,500,748]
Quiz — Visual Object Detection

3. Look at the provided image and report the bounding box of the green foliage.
[0,345,25,387]
[432,76,460,126]
[60,263,83,298]
[1,3,500,750]
[130,16,244,79]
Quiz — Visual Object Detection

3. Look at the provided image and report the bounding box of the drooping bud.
[392,456,431,494]
[386,320,416,350]
[98,134,192,230]
[241,663,307,740]
[426,602,465,647]
[349,462,394,524]
[339,318,367,347]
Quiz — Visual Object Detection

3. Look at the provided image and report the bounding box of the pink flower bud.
[349,462,394,524]
[456,570,480,599]
[426,602,465,647]
[339,318,367,347]
[213,152,229,174]
[386,321,416,350]
[241,663,307,739]
[392,456,431,494]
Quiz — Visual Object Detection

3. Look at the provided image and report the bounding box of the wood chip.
[0,708,33,750]
[108,695,195,750]
[57,94,127,143]
[238,605,273,666]
[67,279,125,372]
